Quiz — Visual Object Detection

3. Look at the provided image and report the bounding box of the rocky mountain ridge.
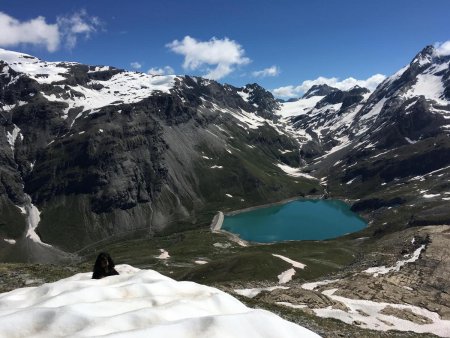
[0,48,316,259]
[0,44,449,261]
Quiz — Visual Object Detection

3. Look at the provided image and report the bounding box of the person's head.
[94,252,115,271]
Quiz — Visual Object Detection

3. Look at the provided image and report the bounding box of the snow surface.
[6,124,22,153]
[234,286,289,299]
[313,288,450,337]
[0,48,69,84]
[276,163,317,180]
[0,265,321,338]
[0,48,176,121]
[360,97,387,123]
[301,279,340,291]
[277,268,296,284]
[300,273,450,336]
[42,72,176,118]
[156,249,170,260]
[194,260,208,265]
[278,96,325,118]
[405,137,418,144]
[423,193,440,199]
[22,194,51,247]
[405,73,447,105]
[237,90,250,102]
[276,301,308,309]
[363,245,425,277]
[272,254,306,269]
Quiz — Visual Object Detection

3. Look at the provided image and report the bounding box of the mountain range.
[0,44,449,262]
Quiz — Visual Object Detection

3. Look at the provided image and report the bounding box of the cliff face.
[0,50,318,254]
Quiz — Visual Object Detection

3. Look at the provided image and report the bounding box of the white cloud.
[130,62,142,70]
[147,66,175,76]
[166,36,250,80]
[252,65,280,78]
[57,10,102,49]
[434,40,450,56]
[0,10,102,52]
[273,74,386,98]
[0,12,60,52]
[272,86,298,98]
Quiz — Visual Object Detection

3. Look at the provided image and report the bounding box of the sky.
[0,0,449,98]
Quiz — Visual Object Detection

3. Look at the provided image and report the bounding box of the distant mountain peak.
[410,45,436,68]
[302,84,338,99]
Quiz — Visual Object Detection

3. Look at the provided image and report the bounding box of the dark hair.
[92,252,119,279]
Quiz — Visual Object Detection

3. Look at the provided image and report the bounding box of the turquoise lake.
[221,199,367,242]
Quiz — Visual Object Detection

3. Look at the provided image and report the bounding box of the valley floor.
[1,224,449,337]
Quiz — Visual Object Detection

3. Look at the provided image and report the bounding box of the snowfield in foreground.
[0,265,320,338]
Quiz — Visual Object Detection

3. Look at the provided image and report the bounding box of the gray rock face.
[302,84,338,99]
[0,50,316,255]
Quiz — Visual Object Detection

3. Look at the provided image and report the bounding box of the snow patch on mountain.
[314,288,450,336]
[276,163,317,180]
[156,249,170,259]
[0,48,70,84]
[6,124,22,152]
[272,254,306,269]
[234,286,289,299]
[278,268,296,284]
[42,72,177,117]
[363,245,425,277]
[404,74,447,105]
[278,95,325,118]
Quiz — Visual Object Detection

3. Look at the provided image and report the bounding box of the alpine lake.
[221,199,367,243]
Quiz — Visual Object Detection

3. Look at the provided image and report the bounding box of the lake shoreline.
[210,211,250,247]
[210,195,366,246]
[210,195,323,247]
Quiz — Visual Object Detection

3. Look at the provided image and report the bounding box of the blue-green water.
[221,199,367,242]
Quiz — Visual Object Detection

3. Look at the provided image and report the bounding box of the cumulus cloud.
[252,65,280,78]
[166,36,250,80]
[0,10,102,52]
[0,12,60,52]
[273,74,386,98]
[130,62,142,70]
[57,10,103,49]
[147,66,175,76]
[272,86,298,98]
[434,40,450,56]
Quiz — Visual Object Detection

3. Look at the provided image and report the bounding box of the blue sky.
[1,0,449,97]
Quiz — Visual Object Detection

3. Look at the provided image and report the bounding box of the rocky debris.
[320,226,450,320]
[0,262,87,293]
[380,306,433,325]
[220,225,450,336]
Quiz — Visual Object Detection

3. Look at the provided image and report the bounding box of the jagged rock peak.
[302,84,338,99]
[348,85,370,95]
[315,85,370,110]
[240,83,280,116]
[410,45,436,68]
